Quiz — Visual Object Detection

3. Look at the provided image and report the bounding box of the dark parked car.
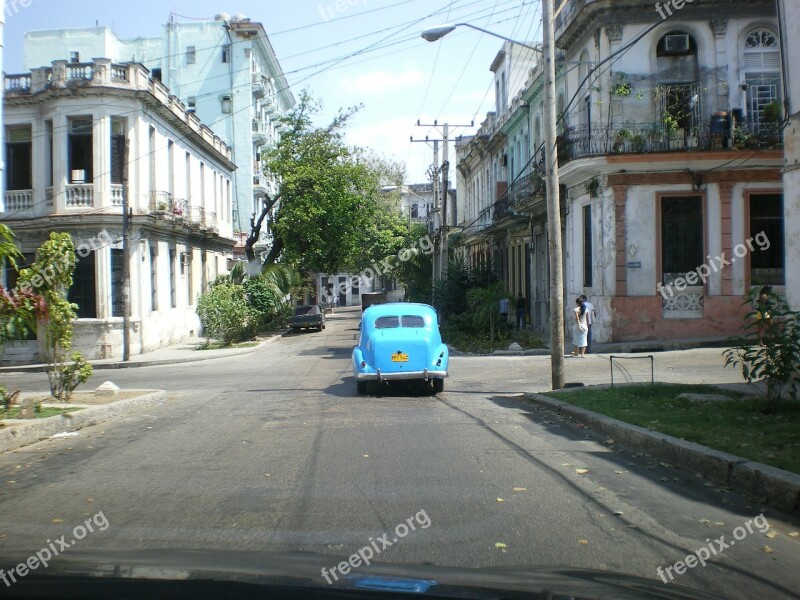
[290,305,325,333]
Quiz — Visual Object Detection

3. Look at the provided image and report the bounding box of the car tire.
[292,327,299,333]
[322,323,326,330]
[432,378,444,394]
[357,381,368,395]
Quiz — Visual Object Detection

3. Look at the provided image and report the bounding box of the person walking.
[499,296,510,325]
[516,294,526,329]
[579,295,597,353]
[571,297,588,357]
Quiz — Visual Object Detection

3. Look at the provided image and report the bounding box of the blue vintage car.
[353,303,449,394]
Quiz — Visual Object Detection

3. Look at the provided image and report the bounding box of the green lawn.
[544,384,800,474]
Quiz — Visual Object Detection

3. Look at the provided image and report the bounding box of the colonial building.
[23,13,295,251]
[780,0,799,311]
[2,59,236,361]
[556,0,785,344]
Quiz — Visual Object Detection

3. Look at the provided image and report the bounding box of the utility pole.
[121,140,131,362]
[441,123,449,274]
[543,0,565,389]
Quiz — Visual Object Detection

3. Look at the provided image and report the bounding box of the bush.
[59,352,93,402]
[196,283,255,345]
[243,277,285,332]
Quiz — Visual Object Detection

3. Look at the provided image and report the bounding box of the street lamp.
[421,2,566,390]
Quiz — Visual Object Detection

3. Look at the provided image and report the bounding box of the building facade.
[779,0,799,310]
[2,59,236,361]
[24,14,295,247]
[556,0,785,344]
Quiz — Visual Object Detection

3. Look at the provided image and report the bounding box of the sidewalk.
[0,332,286,374]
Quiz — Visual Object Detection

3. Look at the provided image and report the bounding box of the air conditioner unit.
[664,34,690,54]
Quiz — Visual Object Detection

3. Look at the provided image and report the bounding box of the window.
[583,204,593,287]
[151,68,162,82]
[187,251,194,304]
[68,118,93,183]
[411,203,419,219]
[187,97,196,113]
[401,316,425,328]
[222,44,231,63]
[749,194,784,285]
[375,316,400,329]
[221,95,232,114]
[68,251,96,318]
[169,248,177,308]
[744,28,782,131]
[111,249,124,317]
[150,245,158,311]
[110,118,126,185]
[45,121,53,188]
[186,46,196,64]
[70,51,80,63]
[5,125,32,191]
[661,196,703,285]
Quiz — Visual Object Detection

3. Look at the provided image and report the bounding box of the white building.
[2,59,236,361]
[780,0,799,310]
[24,14,295,246]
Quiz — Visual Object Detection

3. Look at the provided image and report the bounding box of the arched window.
[655,31,701,135]
[744,28,781,130]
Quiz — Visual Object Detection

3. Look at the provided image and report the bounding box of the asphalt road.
[0,308,798,598]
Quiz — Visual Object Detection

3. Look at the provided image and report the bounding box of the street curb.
[523,392,800,515]
[0,332,287,374]
[0,390,167,454]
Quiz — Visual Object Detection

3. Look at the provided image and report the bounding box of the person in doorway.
[516,294,527,329]
[572,297,588,357]
[579,294,597,353]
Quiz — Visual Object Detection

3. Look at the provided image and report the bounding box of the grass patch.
[0,406,80,419]
[443,323,546,353]
[545,383,800,474]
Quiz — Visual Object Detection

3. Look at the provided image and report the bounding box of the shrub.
[59,352,93,402]
[243,277,284,331]
[196,283,255,345]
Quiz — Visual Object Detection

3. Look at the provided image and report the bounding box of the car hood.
[0,548,724,599]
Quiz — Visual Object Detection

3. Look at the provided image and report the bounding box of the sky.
[3,0,543,184]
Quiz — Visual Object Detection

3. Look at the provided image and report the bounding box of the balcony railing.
[3,190,33,212]
[559,121,783,162]
[66,62,93,81]
[110,184,123,206]
[65,184,94,208]
[148,191,187,218]
[4,73,31,92]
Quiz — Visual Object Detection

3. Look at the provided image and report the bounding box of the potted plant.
[762,100,782,147]
[631,133,646,152]
[613,129,632,153]
[611,73,632,97]
[685,127,699,148]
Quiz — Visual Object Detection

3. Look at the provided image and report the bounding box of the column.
[612,184,629,296]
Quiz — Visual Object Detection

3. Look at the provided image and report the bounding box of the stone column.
[611,184,629,296]
[718,181,734,296]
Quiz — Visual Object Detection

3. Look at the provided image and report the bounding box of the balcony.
[3,190,33,213]
[251,72,267,97]
[110,184,123,206]
[148,191,187,219]
[253,173,268,194]
[65,184,94,208]
[252,119,267,143]
[559,121,783,163]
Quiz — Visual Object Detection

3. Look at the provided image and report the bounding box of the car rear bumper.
[355,369,448,382]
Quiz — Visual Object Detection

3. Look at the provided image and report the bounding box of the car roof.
[361,302,437,320]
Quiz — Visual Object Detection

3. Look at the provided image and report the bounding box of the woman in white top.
[572,297,588,357]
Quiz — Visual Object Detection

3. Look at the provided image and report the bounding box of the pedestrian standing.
[579,294,597,353]
[516,294,526,329]
[571,297,588,357]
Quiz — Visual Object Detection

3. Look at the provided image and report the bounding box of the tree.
[248,92,408,276]
[15,232,91,401]
[724,288,800,412]
[466,282,508,343]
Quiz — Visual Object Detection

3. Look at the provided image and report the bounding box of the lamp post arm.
[453,23,542,53]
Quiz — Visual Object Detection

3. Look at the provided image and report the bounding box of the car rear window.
[401,315,425,328]
[294,305,319,316]
[374,316,400,329]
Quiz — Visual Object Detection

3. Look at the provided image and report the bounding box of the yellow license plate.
[391,352,409,362]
